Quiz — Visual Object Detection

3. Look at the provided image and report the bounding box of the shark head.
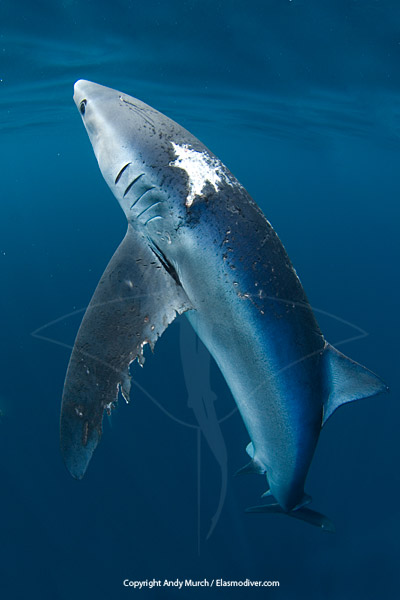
[73,80,236,222]
[74,80,191,218]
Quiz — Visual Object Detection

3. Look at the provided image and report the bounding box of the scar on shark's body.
[60,80,388,531]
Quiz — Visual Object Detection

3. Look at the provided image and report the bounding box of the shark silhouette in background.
[179,317,229,541]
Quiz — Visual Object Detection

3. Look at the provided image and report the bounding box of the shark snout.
[73,79,100,109]
[73,79,88,106]
[73,79,116,107]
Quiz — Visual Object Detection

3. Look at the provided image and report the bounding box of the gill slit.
[123,173,145,198]
[136,200,163,219]
[144,215,163,226]
[130,187,155,209]
[115,162,131,184]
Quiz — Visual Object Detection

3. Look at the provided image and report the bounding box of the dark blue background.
[0,1,398,598]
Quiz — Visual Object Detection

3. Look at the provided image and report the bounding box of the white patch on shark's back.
[169,142,234,207]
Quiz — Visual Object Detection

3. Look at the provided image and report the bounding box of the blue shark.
[61,80,387,530]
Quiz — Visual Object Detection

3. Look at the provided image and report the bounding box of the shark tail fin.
[322,343,388,427]
[245,503,335,532]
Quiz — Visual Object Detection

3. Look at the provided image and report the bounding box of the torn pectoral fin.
[60,224,192,479]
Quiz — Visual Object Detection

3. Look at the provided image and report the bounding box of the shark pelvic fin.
[322,343,388,426]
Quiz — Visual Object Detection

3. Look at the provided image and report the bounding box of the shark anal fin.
[245,503,335,532]
[322,343,389,426]
[245,441,255,459]
[61,224,192,479]
[236,442,266,476]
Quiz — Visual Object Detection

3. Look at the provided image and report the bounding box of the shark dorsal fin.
[322,343,388,426]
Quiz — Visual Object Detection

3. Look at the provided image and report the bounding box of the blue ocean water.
[0,1,399,598]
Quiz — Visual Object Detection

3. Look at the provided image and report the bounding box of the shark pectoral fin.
[60,224,192,479]
[322,343,389,427]
[245,503,335,532]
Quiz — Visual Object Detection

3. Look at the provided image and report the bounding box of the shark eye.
[79,100,87,115]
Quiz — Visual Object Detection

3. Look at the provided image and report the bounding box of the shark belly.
[160,188,325,511]
[188,306,323,511]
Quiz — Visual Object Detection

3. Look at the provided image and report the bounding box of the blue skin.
[167,186,325,511]
[65,82,384,521]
